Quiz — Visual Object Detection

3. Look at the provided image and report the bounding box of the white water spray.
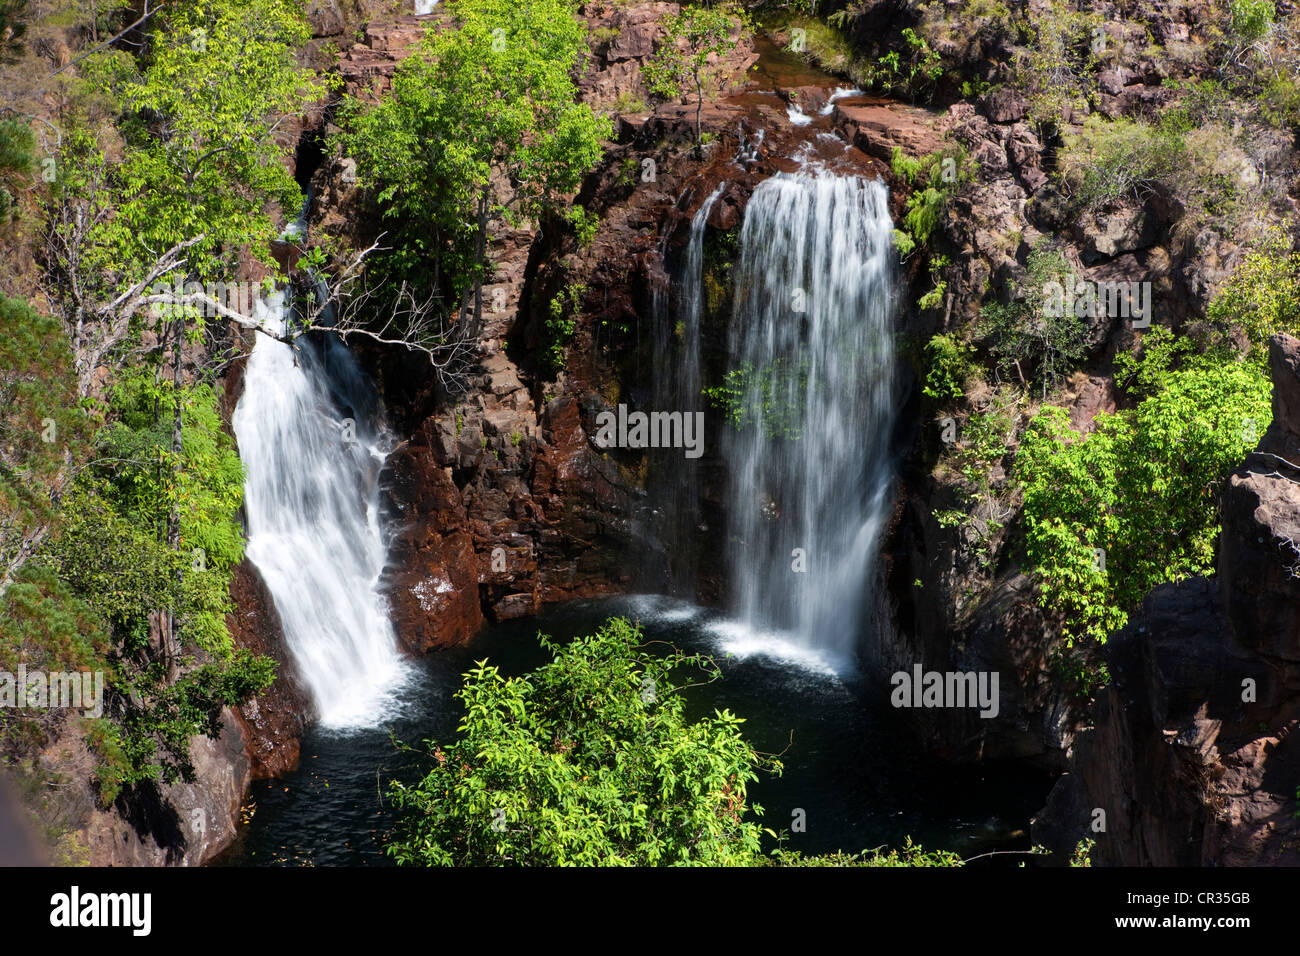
[232,298,411,730]
[721,169,896,671]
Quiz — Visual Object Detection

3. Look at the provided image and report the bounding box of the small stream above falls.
[217,596,1053,866]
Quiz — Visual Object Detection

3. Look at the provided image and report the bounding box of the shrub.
[978,244,1089,399]
[921,333,976,404]
[1205,234,1300,360]
[387,618,778,866]
[1016,359,1271,643]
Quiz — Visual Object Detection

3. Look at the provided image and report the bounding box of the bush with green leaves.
[1230,0,1275,44]
[889,145,970,258]
[336,0,610,311]
[0,117,33,223]
[1016,353,1271,643]
[979,244,1088,399]
[0,294,94,593]
[921,332,976,404]
[1204,234,1300,360]
[1014,0,1103,128]
[860,27,944,104]
[387,617,779,866]
[32,369,273,795]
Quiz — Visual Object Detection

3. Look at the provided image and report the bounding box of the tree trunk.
[164,311,184,685]
[472,185,489,332]
[694,71,703,154]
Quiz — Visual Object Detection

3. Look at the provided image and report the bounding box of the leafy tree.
[388,617,965,867]
[41,372,271,795]
[388,617,780,866]
[337,0,610,327]
[1016,357,1271,643]
[57,0,319,676]
[0,117,33,223]
[643,4,748,149]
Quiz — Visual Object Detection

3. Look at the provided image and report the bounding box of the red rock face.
[225,559,309,780]
[383,431,486,652]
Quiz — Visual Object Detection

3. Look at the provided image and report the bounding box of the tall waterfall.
[720,169,896,671]
[232,298,411,730]
[647,183,724,593]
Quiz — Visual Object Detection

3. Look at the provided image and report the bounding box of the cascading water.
[718,167,896,672]
[232,296,411,730]
[646,183,725,593]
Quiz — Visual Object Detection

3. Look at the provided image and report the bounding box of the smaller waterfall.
[232,297,411,730]
[647,183,725,592]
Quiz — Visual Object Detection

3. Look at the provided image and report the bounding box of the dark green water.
[216,596,1053,866]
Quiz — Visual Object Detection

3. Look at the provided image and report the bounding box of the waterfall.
[719,168,896,672]
[647,183,725,593]
[232,297,411,730]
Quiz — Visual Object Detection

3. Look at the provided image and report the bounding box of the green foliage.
[337,0,611,299]
[1205,234,1300,361]
[643,4,748,146]
[111,649,275,787]
[81,0,317,286]
[0,294,93,591]
[921,332,975,404]
[890,145,969,256]
[1113,325,1191,398]
[767,837,963,867]
[978,244,1088,398]
[1069,837,1095,867]
[1059,116,1182,209]
[0,117,33,222]
[0,563,108,675]
[388,617,961,867]
[1016,359,1271,643]
[1230,0,1275,43]
[544,281,585,374]
[951,385,1023,492]
[1014,0,1103,128]
[566,204,600,248]
[861,27,943,103]
[79,371,245,651]
[917,253,950,311]
[387,618,779,866]
[35,371,269,794]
